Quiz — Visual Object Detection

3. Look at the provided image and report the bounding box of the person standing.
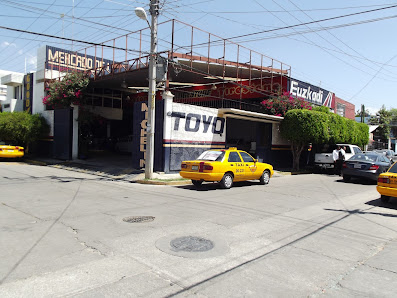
[333,146,340,174]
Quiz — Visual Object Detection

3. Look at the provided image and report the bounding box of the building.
[0,70,25,112]
[0,20,356,171]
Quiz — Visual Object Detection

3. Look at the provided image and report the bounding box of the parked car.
[377,162,397,203]
[314,144,362,169]
[0,141,24,159]
[374,149,395,162]
[341,152,391,182]
[179,147,274,189]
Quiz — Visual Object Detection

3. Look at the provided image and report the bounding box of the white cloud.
[366,106,379,116]
[1,41,16,48]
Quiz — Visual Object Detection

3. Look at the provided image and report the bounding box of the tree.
[261,92,312,117]
[281,109,368,170]
[369,105,392,141]
[0,112,49,150]
[43,71,89,108]
[280,110,330,171]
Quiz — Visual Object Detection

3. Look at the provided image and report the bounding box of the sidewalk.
[23,154,290,185]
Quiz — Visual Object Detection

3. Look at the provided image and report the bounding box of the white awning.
[218,108,283,124]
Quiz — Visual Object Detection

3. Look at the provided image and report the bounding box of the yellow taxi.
[180,147,274,189]
[377,162,397,203]
[0,143,24,159]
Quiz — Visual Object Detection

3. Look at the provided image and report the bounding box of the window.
[228,152,242,162]
[336,103,345,117]
[239,151,254,162]
[353,147,362,154]
[14,86,22,100]
[388,163,397,173]
[197,150,224,161]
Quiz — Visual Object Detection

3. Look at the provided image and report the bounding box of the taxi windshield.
[197,151,225,161]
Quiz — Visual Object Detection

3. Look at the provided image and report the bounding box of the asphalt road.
[1,161,396,297]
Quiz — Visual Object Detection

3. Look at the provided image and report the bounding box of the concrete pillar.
[162,90,174,173]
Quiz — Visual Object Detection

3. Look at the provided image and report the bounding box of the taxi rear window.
[388,163,397,173]
[197,151,225,161]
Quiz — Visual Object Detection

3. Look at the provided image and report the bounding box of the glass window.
[344,146,351,154]
[228,152,242,162]
[197,150,224,161]
[239,151,254,162]
[388,163,397,173]
[336,103,345,117]
[350,154,377,162]
[353,147,362,154]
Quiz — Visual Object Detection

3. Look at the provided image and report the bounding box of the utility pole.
[361,104,365,123]
[145,0,159,179]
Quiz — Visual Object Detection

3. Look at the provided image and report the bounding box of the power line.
[0,25,144,54]
[225,4,397,40]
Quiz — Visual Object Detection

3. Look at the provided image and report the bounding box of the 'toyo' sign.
[170,112,225,134]
[164,103,226,143]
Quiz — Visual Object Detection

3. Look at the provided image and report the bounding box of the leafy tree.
[312,105,330,113]
[281,109,368,170]
[369,105,392,141]
[0,112,49,150]
[280,110,329,170]
[261,92,312,117]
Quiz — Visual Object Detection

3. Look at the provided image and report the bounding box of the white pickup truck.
[314,144,363,169]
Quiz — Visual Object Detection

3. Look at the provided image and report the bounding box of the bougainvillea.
[42,71,89,108]
[261,92,312,117]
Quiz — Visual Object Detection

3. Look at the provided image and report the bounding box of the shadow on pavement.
[366,198,397,210]
[177,180,269,191]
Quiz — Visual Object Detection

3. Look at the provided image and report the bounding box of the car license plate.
[191,165,198,171]
[354,164,361,169]
[8,149,14,152]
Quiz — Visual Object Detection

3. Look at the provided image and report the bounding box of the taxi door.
[227,151,244,180]
[239,151,259,180]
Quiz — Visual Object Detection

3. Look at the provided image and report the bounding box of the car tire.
[259,170,270,185]
[220,173,233,189]
[343,175,351,182]
[381,195,390,203]
[192,180,203,187]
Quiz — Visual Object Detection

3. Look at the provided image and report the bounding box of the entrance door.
[53,108,73,160]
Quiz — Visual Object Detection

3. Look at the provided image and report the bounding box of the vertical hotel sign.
[23,73,33,113]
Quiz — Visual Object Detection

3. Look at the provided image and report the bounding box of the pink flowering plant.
[261,91,312,117]
[42,71,89,108]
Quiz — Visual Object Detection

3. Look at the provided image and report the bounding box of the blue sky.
[1,0,397,115]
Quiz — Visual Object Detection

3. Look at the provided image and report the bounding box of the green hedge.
[281,109,369,146]
[0,112,49,146]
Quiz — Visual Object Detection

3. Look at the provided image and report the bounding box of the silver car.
[342,152,392,182]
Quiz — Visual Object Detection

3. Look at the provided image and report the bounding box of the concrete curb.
[136,179,191,185]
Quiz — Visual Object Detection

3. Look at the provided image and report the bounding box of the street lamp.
[135,1,159,179]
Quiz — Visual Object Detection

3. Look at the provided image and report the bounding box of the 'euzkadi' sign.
[289,78,335,109]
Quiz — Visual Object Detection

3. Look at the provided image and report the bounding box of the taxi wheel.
[192,180,203,187]
[220,173,233,189]
[259,170,270,185]
[381,195,390,203]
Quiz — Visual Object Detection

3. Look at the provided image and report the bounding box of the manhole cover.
[122,216,155,223]
[170,236,214,252]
